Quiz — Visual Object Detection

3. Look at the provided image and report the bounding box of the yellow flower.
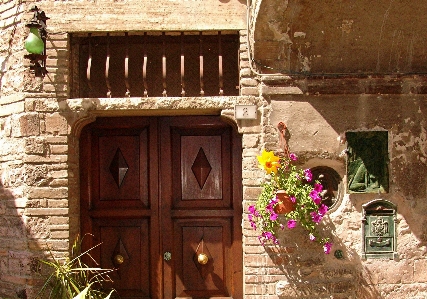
[257,150,280,174]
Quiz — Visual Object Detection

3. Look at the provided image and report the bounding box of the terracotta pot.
[274,190,296,214]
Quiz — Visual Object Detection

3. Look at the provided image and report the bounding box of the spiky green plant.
[36,234,115,299]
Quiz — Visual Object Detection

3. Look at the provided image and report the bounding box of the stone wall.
[243,90,427,298]
[0,0,426,298]
[242,0,427,298]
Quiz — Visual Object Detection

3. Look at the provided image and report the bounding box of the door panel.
[161,116,242,299]
[94,218,151,298]
[174,220,231,298]
[98,134,148,204]
[80,116,242,299]
[180,135,223,201]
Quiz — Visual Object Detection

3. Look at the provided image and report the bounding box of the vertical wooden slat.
[143,32,148,97]
[181,32,185,97]
[105,33,112,97]
[125,32,130,97]
[86,33,92,91]
[199,32,204,96]
[162,32,167,97]
[218,31,224,96]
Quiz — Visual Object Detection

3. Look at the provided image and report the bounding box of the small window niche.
[310,166,343,211]
[346,131,389,193]
[362,199,397,259]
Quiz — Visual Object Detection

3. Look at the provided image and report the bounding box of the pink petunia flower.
[287,219,297,229]
[309,233,316,241]
[248,205,256,214]
[323,242,333,254]
[270,213,278,221]
[318,204,328,215]
[314,183,323,192]
[304,169,313,182]
[289,153,298,161]
[290,196,296,203]
[310,211,322,223]
[310,190,322,205]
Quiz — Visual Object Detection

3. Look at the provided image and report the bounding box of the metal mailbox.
[362,199,397,259]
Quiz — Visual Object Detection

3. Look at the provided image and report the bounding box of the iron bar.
[199,32,204,96]
[86,33,92,91]
[218,31,224,96]
[143,32,148,97]
[162,32,167,97]
[125,32,130,97]
[181,32,185,97]
[105,33,112,97]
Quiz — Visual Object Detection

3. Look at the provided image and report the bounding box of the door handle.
[197,253,209,265]
[114,254,124,265]
[164,251,172,261]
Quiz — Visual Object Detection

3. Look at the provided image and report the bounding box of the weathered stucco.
[1,0,427,298]
[252,0,427,74]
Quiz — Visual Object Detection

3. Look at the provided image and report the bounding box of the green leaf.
[73,284,91,299]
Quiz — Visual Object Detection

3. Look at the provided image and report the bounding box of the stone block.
[241,87,259,96]
[49,216,69,225]
[28,187,68,199]
[50,230,69,239]
[45,113,69,135]
[261,85,304,95]
[24,208,69,216]
[241,78,258,87]
[25,137,48,155]
[48,199,68,208]
[50,145,68,154]
[23,155,68,164]
[11,113,40,137]
[24,217,49,239]
[242,134,259,148]
[243,186,262,200]
[414,259,427,282]
[240,68,253,78]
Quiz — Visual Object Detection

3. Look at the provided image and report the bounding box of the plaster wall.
[252,0,427,74]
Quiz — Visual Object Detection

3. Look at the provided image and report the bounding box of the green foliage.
[36,235,116,299]
[249,149,332,253]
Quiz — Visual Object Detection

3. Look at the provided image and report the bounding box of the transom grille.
[71,32,240,98]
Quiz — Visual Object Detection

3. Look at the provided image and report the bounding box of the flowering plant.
[248,149,332,254]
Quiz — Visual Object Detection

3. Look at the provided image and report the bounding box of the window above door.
[70,31,240,98]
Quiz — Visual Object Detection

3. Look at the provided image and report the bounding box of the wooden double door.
[80,116,243,299]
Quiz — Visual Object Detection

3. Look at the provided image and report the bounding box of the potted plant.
[248,126,332,253]
[36,234,116,299]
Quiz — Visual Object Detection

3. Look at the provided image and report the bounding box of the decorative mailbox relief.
[362,199,397,259]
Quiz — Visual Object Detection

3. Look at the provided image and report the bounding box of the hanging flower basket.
[248,122,332,254]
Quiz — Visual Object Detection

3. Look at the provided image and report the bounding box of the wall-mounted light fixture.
[24,6,49,77]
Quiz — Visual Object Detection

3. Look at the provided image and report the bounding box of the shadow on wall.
[264,217,382,299]
[263,96,427,298]
[0,170,43,299]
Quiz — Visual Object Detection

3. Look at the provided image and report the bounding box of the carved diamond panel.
[109,148,129,188]
[191,148,212,189]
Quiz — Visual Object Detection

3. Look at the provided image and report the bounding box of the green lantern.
[25,27,44,55]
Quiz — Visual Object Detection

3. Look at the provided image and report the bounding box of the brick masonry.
[1,0,427,298]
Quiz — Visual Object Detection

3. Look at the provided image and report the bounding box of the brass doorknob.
[197,253,209,265]
[114,254,124,265]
